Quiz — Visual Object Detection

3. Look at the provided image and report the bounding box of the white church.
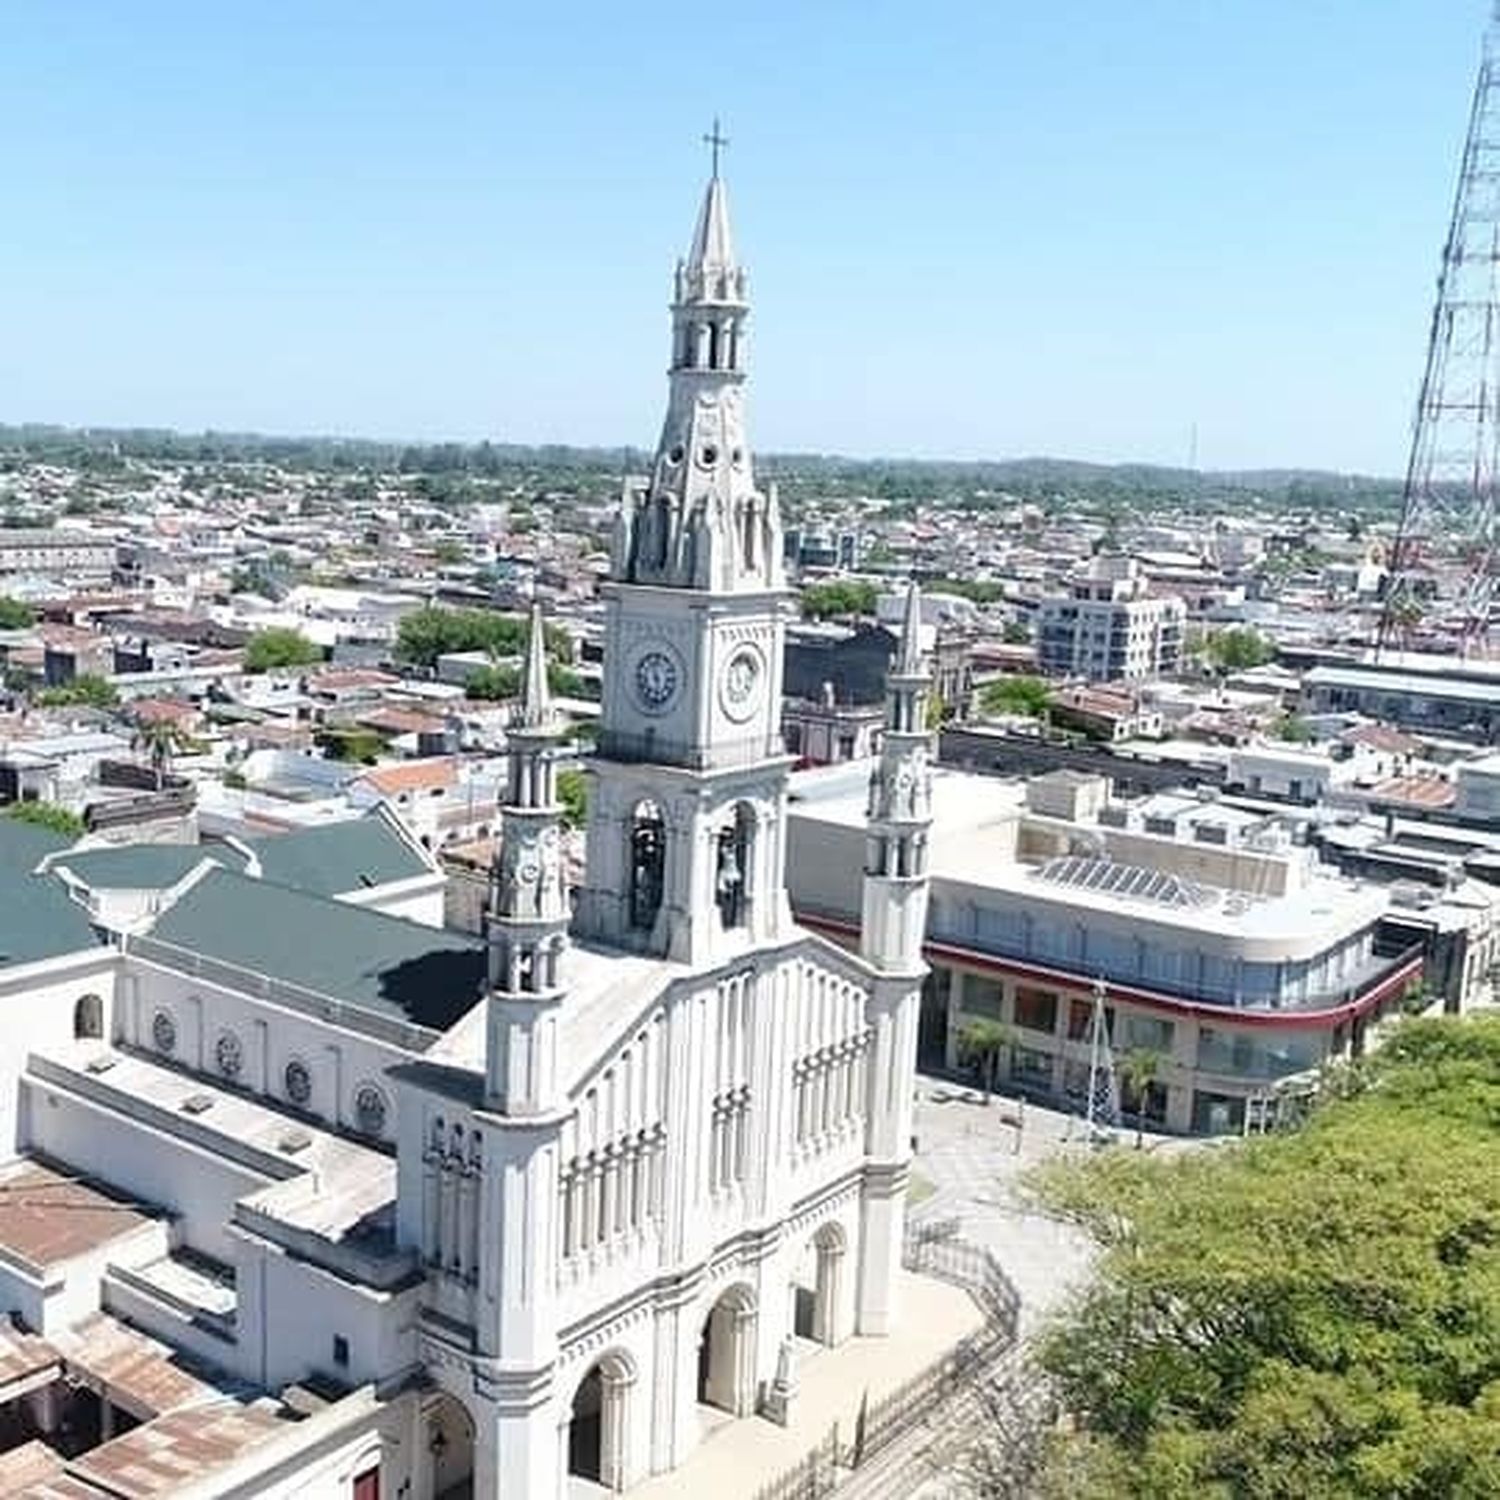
[0,160,933,1498]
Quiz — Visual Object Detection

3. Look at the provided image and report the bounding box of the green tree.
[1116,1047,1165,1150]
[956,1017,1016,1105]
[244,627,322,673]
[799,580,878,621]
[37,673,118,709]
[979,675,1052,719]
[464,664,521,701]
[317,727,387,764]
[0,596,35,629]
[557,768,588,828]
[1273,712,1314,743]
[396,606,568,672]
[1001,620,1031,644]
[1030,1016,1500,1499]
[1204,626,1275,672]
[6,801,84,837]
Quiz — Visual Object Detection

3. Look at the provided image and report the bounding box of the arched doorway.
[421,1394,475,1500]
[696,1284,757,1416]
[567,1351,634,1491]
[792,1223,848,1346]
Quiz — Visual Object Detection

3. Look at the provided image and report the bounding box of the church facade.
[0,160,931,1500]
[394,164,934,1495]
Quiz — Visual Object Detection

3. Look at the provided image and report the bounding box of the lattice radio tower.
[1380,7,1500,656]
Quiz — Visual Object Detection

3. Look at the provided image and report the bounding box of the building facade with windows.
[788,767,1420,1134]
[1036,555,1186,681]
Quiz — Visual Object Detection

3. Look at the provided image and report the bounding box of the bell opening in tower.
[629,800,666,931]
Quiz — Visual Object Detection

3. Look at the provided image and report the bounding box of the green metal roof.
[52,842,247,890]
[149,868,485,1032]
[249,816,430,899]
[0,818,102,969]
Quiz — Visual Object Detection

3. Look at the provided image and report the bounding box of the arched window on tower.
[742,500,757,571]
[655,497,671,570]
[708,322,721,370]
[715,804,754,930]
[629,800,666,932]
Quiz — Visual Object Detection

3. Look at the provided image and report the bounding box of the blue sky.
[0,2,1490,472]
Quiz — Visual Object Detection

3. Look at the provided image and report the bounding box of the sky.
[1,1,1493,474]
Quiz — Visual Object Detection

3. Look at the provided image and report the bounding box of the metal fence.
[750,1224,1021,1500]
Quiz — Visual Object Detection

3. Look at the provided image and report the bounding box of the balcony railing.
[593,729,789,772]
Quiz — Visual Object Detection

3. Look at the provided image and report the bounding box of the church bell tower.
[575,137,794,969]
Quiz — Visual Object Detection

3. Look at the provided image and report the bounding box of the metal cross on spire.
[703,117,729,178]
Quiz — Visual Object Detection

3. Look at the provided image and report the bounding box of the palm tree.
[136,720,181,791]
[956,1018,1016,1106]
[1117,1048,1165,1149]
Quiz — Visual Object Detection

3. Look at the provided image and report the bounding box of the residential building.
[1036,555,1186,680]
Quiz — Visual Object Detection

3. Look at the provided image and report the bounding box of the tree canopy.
[396,606,571,671]
[243,626,322,673]
[0,596,35,629]
[1204,627,1275,672]
[979,675,1052,719]
[799,580,878,621]
[37,673,118,709]
[1030,1017,1500,1499]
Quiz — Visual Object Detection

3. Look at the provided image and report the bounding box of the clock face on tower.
[633,649,680,714]
[720,645,764,722]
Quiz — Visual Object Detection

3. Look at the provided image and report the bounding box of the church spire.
[483,600,569,1116]
[895,580,925,678]
[608,135,780,596]
[517,599,555,731]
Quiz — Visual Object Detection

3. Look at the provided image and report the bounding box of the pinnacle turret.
[894,581,925,678]
[516,600,557,734]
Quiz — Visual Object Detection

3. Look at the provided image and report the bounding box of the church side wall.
[0,948,120,1162]
[123,958,412,1146]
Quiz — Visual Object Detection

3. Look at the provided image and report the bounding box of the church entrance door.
[567,1354,633,1491]
[696,1284,757,1416]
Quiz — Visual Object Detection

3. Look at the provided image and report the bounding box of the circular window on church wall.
[284,1059,313,1107]
[215,1031,244,1081]
[151,1010,177,1055]
[354,1084,388,1138]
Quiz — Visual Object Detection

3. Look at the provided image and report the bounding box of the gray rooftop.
[52,842,247,890]
[0,818,101,970]
[148,867,485,1032]
[248,814,431,898]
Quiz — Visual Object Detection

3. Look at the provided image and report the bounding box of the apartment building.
[1037,555,1186,681]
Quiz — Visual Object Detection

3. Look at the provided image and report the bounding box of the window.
[151,1010,177,1055]
[1067,997,1113,1042]
[354,1084,388,1137]
[1014,987,1057,1035]
[1119,1014,1174,1054]
[73,994,104,1041]
[284,1059,313,1107]
[215,1031,244,1081]
[961,974,1004,1020]
[629,801,665,931]
[333,1334,349,1368]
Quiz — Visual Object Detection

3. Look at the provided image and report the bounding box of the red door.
[353,1468,380,1500]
